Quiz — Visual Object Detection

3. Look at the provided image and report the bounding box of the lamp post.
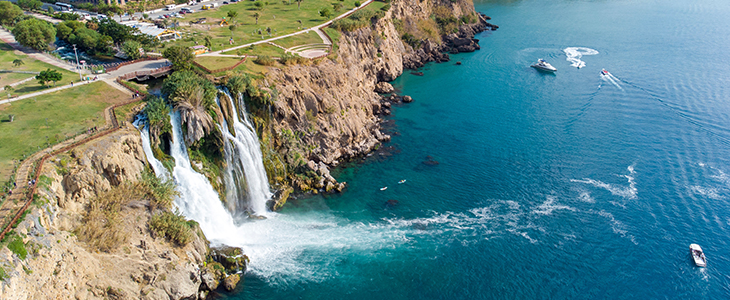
[72,44,82,81]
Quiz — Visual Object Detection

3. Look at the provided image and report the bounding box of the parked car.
[222,1,229,4]
[166,4,176,10]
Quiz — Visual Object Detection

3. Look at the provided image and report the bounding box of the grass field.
[194,56,245,71]
[0,42,80,97]
[167,0,360,52]
[221,43,285,57]
[0,82,129,182]
[274,30,324,48]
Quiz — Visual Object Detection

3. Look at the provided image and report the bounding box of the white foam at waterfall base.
[563,47,599,68]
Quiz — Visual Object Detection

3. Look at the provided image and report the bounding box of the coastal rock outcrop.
[375,82,395,94]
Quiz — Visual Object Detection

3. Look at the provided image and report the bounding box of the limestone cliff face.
[0,129,210,300]
[265,0,492,192]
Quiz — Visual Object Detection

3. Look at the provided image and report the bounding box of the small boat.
[690,244,707,267]
[398,180,406,184]
[380,187,388,191]
[531,59,557,72]
[601,69,610,76]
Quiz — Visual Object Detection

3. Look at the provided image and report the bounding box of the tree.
[17,0,43,11]
[12,18,56,51]
[163,45,195,71]
[36,69,63,87]
[319,7,332,19]
[227,10,238,22]
[253,12,260,24]
[204,36,212,49]
[332,3,342,12]
[254,1,266,11]
[296,0,302,10]
[122,40,143,60]
[0,2,24,26]
[161,70,216,145]
[12,59,24,67]
[229,24,237,37]
[47,6,54,14]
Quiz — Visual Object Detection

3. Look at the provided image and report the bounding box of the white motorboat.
[690,244,707,267]
[531,59,557,72]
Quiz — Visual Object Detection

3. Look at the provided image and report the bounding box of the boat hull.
[531,65,557,72]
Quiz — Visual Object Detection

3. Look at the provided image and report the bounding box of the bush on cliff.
[253,55,276,66]
[279,53,309,66]
[140,170,178,210]
[75,183,141,252]
[331,9,384,32]
[150,211,196,246]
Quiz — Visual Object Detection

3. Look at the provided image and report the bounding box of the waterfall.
[136,121,170,180]
[217,89,272,215]
[168,110,240,243]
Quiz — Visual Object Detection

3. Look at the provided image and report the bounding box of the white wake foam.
[571,165,638,199]
[600,71,623,90]
[690,185,721,200]
[592,210,637,244]
[563,47,599,68]
[532,196,576,215]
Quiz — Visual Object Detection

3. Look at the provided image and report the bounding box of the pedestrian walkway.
[0,79,94,105]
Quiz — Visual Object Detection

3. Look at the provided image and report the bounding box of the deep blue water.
[225,0,730,298]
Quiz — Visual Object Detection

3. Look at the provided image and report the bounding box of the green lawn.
[0,81,129,182]
[194,56,245,71]
[221,43,285,57]
[274,30,324,48]
[0,72,34,88]
[0,42,80,97]
[166,0,360,53]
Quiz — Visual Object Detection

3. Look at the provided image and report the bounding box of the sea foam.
[563,47,599,68]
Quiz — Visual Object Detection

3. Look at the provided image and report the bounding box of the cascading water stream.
[167,110,240,244]
[134,119,170,180]
[217,89,272,215]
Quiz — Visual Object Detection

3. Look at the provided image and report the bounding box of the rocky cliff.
[0,129,215,300]
[263,0,494,198]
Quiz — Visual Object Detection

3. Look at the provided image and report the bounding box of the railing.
[117,65,173,81]
[0,96,144,241]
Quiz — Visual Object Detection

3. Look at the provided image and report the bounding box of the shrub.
[354,1,360,7]
[140,170,178,210]
[331,9,384,32]
[253,55,276,66]
[7,234,27,260]
[150,211,195,246]
[381,4,390,11]
[75,183,142,252]
[279,53,309,65]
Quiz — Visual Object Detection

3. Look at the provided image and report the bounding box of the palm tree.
[172,85,214,145]
[296,0,302,10]
[12,59,24,67]
[253,12,260,24]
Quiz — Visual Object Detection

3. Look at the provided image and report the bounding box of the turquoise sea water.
[225,0,730,298]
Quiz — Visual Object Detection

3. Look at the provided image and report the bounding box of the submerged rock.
[403,96,413,103]
[211,246,249,274]
[411,72,424,76]
[223,274,241,291]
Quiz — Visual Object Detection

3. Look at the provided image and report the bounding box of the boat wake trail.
[600,71,623,90]
[563,47,599,68]
[571,165,638,200]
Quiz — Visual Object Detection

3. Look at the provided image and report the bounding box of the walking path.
[201,0,373,56]
[0,80,95,105]
[0,85,143,241]
[7,75,36,87]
